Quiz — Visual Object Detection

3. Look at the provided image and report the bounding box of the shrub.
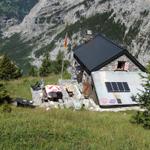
[0,83,10,104]
[2,103,12,113]
[131,111,144,124]
[133,63,150,129]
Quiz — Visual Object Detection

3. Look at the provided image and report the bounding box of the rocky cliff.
[0,0,150,72]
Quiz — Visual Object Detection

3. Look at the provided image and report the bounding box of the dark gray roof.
[74,34,146,74]
[74,35,124,72]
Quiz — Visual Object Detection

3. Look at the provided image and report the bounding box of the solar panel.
[105,82,113,92]
[117,82,124,92]
[111,82,119,92]
[105,82,130,93]
[123,82,130,92]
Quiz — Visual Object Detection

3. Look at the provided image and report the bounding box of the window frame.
[116,61,126,71]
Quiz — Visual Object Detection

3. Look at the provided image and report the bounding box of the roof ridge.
[95,33,126,51]
[74,33,125,52]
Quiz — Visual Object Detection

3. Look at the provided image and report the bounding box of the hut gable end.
[100,54,141,72]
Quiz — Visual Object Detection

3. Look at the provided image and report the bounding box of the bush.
[131,111,144,124]
[0,83,10,104]
[2,103,12,113]
[142,111,150,129]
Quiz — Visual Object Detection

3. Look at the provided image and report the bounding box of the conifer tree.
[133,63,150,129]
[54,51,64,74]
[39,52,70,76]
[39,53,52,77]
[0,54,22,80]
[29,66,38,77]
[53,51,70,74]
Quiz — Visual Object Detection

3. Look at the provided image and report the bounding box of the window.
[105,82,130,92]
[117,61,126,70]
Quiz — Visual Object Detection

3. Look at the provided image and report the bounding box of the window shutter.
[124,62,129,71]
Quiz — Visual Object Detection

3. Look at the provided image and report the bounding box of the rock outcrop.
[0,0,150,69]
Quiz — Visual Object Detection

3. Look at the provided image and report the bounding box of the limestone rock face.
[1,0,150,67]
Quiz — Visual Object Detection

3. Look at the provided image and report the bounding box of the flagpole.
[61,32,68,80]
[61,51,64,80]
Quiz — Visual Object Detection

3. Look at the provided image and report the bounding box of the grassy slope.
[0,73,70,100]
[0,75,149,149]
[0,108,150,150]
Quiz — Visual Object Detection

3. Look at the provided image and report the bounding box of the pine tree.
[52,51,70,74]
[55,51,64,74]
[29,66,38,77]
[56,51,64,62]
[133,63,150,129]
[0,54,22,80]
[39,54,52,77]
[39,52,70,76]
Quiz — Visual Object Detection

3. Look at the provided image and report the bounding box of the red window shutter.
[124,62,129,71]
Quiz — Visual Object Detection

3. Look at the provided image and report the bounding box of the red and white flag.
[64,33,68,48]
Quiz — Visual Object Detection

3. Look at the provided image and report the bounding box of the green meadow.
[0,75,150,150]
[0,108,150,150]
[0,73,70,100]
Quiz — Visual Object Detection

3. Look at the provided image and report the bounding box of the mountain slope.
[0,0,38,31]
[0,0,150,72]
